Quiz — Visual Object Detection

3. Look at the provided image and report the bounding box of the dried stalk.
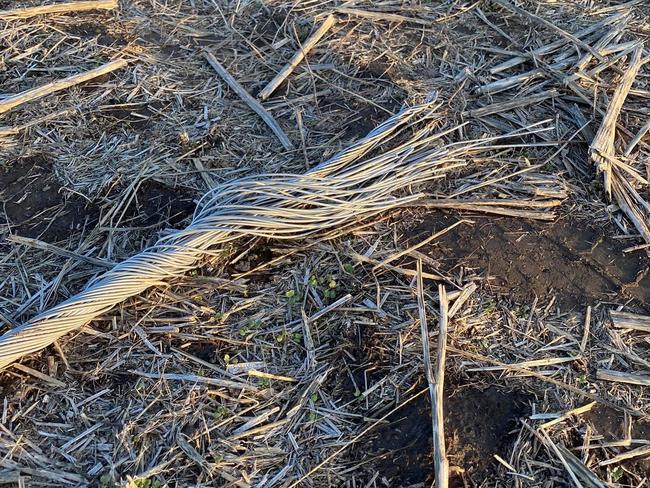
[433,284,450,488]
[0,0,117,20]
[0,59,128,115]
[609,310,650,332]
[596,369,650,386]
[590,47,643,196]
[203,51,294,150]
[258,15,336,101]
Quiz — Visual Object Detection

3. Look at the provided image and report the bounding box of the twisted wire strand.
[0,101,550,369]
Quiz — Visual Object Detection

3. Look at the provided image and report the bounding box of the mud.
[410,214,650,309]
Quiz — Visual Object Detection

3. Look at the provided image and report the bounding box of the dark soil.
[352,211,650,485]
[584,405,650,478]
[410,214,650,309]
[0,155,99,242]
[324,318,388,404]
[127,179,195,229]
[365,382,531,486]
[343,101,403,140]
[65,21,126,46]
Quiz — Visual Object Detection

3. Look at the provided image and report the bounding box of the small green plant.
[483,300,496,315]
[310,392,318,402]
[308,411,319,422]
[259,378,270,388]
[343,263,355,275]
[134,479,161,488]
[247,319,261,329]
[98,473,115,488]
[354,388,363,400]
[214,404,229,419]
[285,289,299,305]
[611,466,623,482]
[209,312,224,324]
[324,278,337,299]
[577,373,588,385]
[223,353,231,364]
[513,305,530,318]
[308,275,318,287]
[292,332,303,343]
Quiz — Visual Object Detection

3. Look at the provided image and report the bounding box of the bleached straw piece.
[203,51,294,150]
[417,262,448,488]
[258,15,336,101]
[434,284,450,488]
[0,0,117,20]
[590,47,644,196]
[596,369,650,386]
[0,59,128,115]
[599,445,650,466]
[609,310,650,332]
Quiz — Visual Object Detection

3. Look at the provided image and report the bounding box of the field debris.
[0,0,650,487]
[0,0,117,20]
[0,58,128,115]
[258,14,337,101]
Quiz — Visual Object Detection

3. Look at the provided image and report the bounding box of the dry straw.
[0,98,549,370]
